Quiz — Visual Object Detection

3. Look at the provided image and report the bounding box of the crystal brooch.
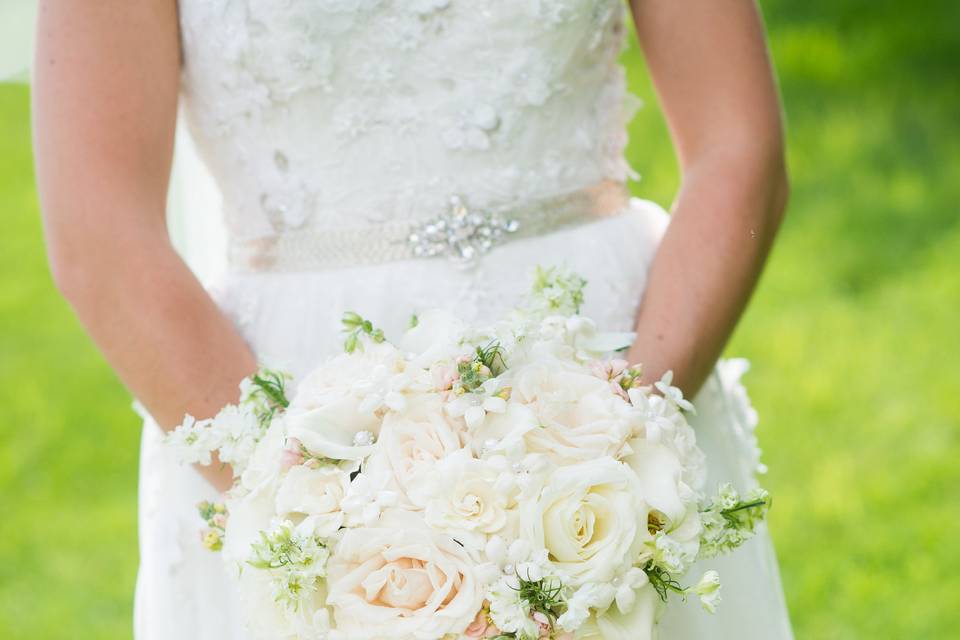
[407,195,520,264]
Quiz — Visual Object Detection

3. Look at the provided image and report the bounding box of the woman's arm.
[626,0,789,396]
[33,0,256,490]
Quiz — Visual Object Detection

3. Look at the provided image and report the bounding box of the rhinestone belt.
[227,180,630,272]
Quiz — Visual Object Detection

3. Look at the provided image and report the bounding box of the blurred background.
[1,1,958,637]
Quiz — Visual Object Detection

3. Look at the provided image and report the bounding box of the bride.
[32,0,792,638]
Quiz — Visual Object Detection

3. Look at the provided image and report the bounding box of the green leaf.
[341,311,363,328]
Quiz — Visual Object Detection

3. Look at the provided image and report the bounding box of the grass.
[622,1,960,637]
[1,1,958,637]
[0,87,141,636]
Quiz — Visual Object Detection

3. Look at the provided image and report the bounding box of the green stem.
[722,499,767,515]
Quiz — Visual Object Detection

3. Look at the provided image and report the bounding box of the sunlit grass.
[623,1,960,637]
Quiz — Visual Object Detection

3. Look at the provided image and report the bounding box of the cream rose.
[479,363,635,464]
[326,511,484,640]
[520,458,649,586]
[377,394,464,506]
[275,464,352,538]
[423,449,518,550]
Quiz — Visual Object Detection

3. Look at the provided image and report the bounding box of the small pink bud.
[609,358,629,377]
[610,380,630,400]
[434,366,459,391]
[280,437,305,469]
[464,610,490,638]
[588,360,608,380]
[532,611,552,636]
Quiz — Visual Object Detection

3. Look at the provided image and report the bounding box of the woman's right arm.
[33,0,256,490]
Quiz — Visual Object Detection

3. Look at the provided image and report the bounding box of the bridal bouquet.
[169,267,769,640]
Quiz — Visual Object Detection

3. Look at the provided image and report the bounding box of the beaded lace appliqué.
[177,0,637,250]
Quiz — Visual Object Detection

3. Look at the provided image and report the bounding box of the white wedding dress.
[135,1,793,638]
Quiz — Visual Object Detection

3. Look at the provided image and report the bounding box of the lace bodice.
[178,0,638,244]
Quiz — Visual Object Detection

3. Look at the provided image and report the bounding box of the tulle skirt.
[134,198,792,639]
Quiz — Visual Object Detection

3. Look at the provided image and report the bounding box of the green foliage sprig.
[644,563,687,602]
[341,311,386,353]
[456,340,508,392]
[244,368,291,430]
[512,571,566,621]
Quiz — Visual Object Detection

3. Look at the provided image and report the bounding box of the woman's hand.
[627,0,789,396]
[33,0,256,490]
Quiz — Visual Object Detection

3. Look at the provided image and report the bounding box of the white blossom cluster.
[168,267,770,640]
[698,484,771,560]
[167,373,285,477]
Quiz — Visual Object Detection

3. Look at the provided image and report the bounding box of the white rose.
[235,554,331,640]
[285,397,382,462]
[399,309,469,367]
[629,389,707,493]
[576,583,660,640]
[239,419,289,493]
[339,458,401,528]
[325,511,483,640]
[481,363,635,464]
[275,464,352,538]
[423,449,518,550]
[227,481,335,639]
[622,438,688,524]
[520,458,649,586]
[223,477,278,570]
[557,582,617,631]
[292,341,403,412]
[377,394,464,506]
[468,402,538,459]
[285,342,405,462]
[622,438,701,565]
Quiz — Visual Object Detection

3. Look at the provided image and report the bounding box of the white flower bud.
[384,391,407,411]
[485,535,507,566]
[464,405,486,429]
[507,539,532,564]
[691,570,722,614]
[482,396,507,414]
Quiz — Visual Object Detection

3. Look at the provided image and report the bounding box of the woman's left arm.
[626,0,789,396]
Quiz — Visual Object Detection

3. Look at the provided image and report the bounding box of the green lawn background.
[1,1,958,637]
